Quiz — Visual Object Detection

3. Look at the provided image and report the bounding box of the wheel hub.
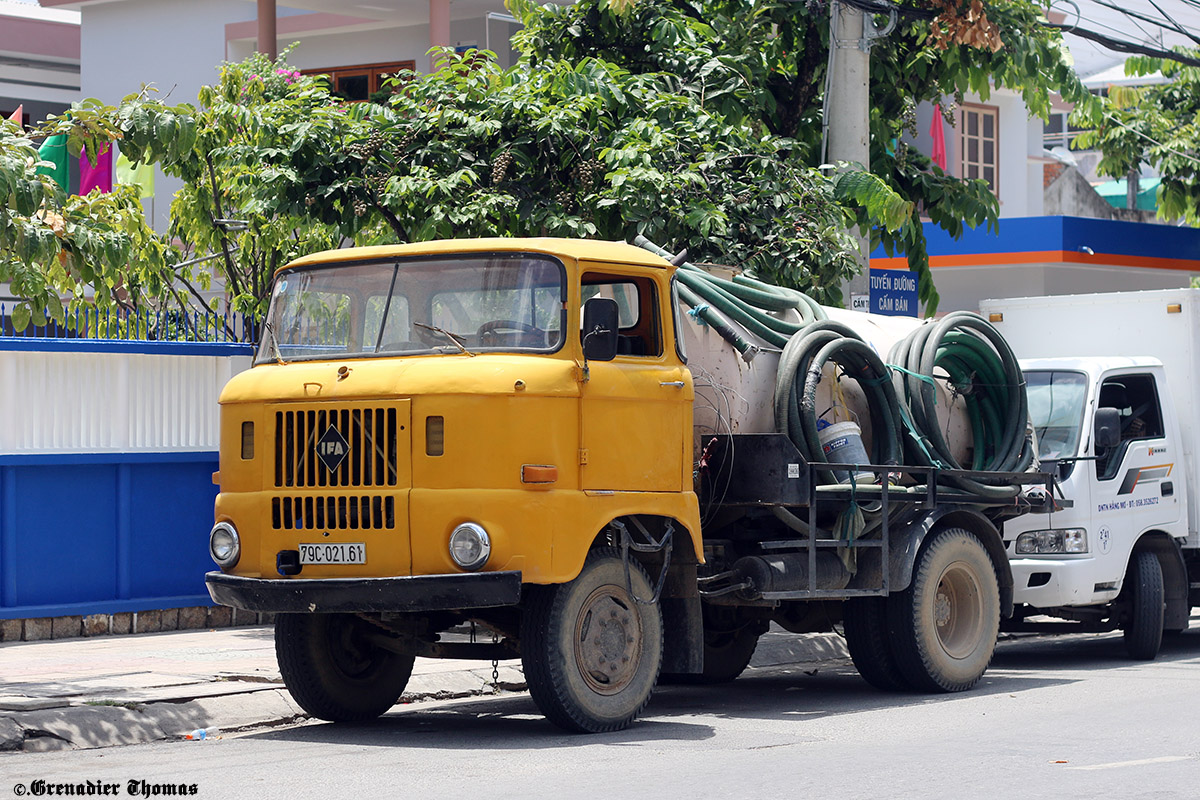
[574,586,642,695]
[933,561,984,660]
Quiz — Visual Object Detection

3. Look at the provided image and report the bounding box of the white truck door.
[1092,371,1181,587]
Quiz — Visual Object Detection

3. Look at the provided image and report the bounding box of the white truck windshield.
[256,255,566,364]
[1025,370,1089,461]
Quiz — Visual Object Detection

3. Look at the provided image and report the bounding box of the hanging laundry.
[79,143,113,194]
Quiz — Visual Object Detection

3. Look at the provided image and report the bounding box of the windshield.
[256,255,566,364]
[1025,370,1089,460]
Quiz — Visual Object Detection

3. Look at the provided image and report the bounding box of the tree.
[4,46,899,330]
[0,110,173,333]
[511,0,1097,312]
[1072,53,1200,226]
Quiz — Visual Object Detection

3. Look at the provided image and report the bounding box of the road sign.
[869,269,918,317]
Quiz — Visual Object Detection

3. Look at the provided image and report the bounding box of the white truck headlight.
[1015,528,1087,555]
[449,522,491,571]
[209,522,241,568]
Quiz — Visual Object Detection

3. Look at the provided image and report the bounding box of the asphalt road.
[6,630,1200,800]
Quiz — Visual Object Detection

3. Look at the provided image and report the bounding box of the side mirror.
[1094,407,1121,450]
[582,297,619,362]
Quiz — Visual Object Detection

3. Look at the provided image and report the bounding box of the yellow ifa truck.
[206,238,1055,733]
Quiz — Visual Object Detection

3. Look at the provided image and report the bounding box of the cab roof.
[282,238,673,273]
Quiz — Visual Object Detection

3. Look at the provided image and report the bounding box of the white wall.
[80,0,255,231]
[930,262,1190,314]
[0,349,250,453]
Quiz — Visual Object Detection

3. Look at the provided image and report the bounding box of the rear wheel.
[1122,550,1164,660]
[887,528,1000,692]
[844,596,909,691]
[662,606,763,685]
[275,613,415,722]
[521,547,663,733]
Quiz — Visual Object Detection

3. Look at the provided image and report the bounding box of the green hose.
[888,311,1034,498]
[631,237,1033,495]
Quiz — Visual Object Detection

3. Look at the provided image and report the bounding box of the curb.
[0,631,847,752]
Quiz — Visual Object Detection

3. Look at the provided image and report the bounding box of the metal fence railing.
[0,304,258,344]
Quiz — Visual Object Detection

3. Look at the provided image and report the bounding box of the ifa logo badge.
[316,425,350,472]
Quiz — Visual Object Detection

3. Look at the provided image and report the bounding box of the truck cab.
[208,239,705,732]
[1006,357,1190,655]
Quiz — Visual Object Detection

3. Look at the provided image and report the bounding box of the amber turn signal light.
[521,464,558,484]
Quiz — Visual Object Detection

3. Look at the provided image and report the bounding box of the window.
[1026,370,1089,461]
[257,255,566,363]
[581,273,662,357]
[961,104,999,194]
[1096,374,1164,480]
[302,60,416,103]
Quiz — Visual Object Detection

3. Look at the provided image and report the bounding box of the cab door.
[578,267,690,492]
[1092,370,1182,579]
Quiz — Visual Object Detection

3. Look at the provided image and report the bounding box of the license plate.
[299,542,366,565]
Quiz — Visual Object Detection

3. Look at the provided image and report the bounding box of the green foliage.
[1073,50,1200,226]
[0,117,173,331]
[513,0,1089,311]
[0,0,1090,325]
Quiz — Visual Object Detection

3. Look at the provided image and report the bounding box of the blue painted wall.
[870,215,1200,263]
[0,452,220,619]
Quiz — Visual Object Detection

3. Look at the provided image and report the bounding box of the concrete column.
[257,0,277,61]
[429,0,451,71]
[826,1,872,306]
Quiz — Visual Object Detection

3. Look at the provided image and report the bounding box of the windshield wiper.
[413,322,474,356]
[261,321,288,365]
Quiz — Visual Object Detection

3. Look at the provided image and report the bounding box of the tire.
[663,625,761,685]
[886,527,1000,693]
[1122,550,1164,660]
[520,547,663,733]
[695,625,760,683]
[843,596,909,691]
[275,613,415,722]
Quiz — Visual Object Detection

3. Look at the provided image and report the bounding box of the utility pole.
[824,0,893,310]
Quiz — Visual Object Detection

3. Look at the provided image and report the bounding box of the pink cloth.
[930,105,947,170]
[79,144,113,194]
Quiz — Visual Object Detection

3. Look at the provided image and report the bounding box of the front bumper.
[1009,557,1119,608]
[206,570,523,614]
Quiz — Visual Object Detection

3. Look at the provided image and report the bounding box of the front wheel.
[1122,550,1164,660]
[275,613,415,722]
[520,547,663,733]
[887,528,1000,692]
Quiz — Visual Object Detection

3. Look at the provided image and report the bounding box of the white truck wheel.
[1122,550,1165,660]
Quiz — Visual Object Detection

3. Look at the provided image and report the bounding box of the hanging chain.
[491,630,500,691]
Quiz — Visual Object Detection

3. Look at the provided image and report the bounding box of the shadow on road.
[992,627,1200,669]
[244,632,1147,748]
[242,628,1200,748]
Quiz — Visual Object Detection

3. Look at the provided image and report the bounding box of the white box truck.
[979,289,1200,658]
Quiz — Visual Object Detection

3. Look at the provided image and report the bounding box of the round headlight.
[209,522,241,569]
[449,523,491,571]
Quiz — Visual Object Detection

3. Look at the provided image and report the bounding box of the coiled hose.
[631,237,1033,496]
[888,311,1035,498]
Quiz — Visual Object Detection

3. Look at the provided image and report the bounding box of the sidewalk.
[0,624,848,753]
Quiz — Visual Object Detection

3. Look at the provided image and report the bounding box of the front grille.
[274,407,399,488]
[272,495,397,530]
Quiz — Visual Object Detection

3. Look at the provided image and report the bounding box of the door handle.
[1162,481,1174,497]
[660,381,685,388]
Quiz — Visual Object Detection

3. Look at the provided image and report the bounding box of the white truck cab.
[981,291,1200,658]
